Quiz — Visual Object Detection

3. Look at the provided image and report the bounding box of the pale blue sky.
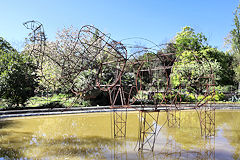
[0,0,239,51]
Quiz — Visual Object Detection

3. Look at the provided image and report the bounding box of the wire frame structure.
[23,21,47,87]
[23,20,46,59]
[133,51,181,151]
[94,36,129,139]
[24,21,216,153]
[24,21,130,138]
[198,74,216,137]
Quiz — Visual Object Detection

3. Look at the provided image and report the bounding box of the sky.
[0,0,239,51]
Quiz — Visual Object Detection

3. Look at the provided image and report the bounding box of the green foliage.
[38,58,62,92]
[0,37,16,53]
[197,92,225,102]
[23,42,63,93]
[159,92,225,103]
[215,85,235,93]
[205,95,218,101]
[217,92,225,101]
[235,64,240,82]
[27,93,91,107]
[153,90,226,103]
[172,26,235,93]
[184,92,196,102]
[153,91,197,103]
[74,69,97,93]
[201,47,235,86]
[153,92,164,101]
[171,51,221,94]
[0,39,38,107]
[137,52,171,91]
[197,95,205,102]
[121,72,136,98]
[230,4,240,56]
[175,26,207,53]
[81,100,91,107]
[226,3,240,86]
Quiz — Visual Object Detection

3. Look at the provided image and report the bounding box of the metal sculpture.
[24,20,216,153]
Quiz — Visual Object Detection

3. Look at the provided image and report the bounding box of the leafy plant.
[0,41,38,107]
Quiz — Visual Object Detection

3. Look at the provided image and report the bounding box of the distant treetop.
[0,37,16,53]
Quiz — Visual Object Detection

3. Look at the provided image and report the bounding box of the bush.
[197,95,205,102]
[153,91,226,103]
[215,85,235,93]
[197,92,225,102]
[217,92,225,101]
[153,92,164,101]
[185,93,196,102]
[0,50,38,107]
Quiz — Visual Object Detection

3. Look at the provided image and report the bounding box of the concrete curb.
[1,103,240,119]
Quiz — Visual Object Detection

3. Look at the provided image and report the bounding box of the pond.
[0,110,239,159]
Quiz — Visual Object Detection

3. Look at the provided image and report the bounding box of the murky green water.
[0,110,240,159]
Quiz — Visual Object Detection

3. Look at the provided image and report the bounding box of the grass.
[27,94,84,107]
[0,94,86,109]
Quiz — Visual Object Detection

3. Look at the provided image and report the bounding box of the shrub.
[218,92,225,101]
[152,91,227,103]
[197,95,205,102]
[153,92,164,101]
[197,92,225,102]
[186,93,196,102]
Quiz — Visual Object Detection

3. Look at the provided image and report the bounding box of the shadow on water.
[0,120,17,129]
[0,147,24,160]
[1,133,123,159]
[0,130,33,159]
[0,119,33,159]
[33,136,122,159]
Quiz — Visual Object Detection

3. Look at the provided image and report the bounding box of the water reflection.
[0,111,240,159]
[143,128,215,160]
[217,111,240,160]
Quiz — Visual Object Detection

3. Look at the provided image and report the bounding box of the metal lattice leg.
[113,110,127,138]
[199,105,215,137]
[138,110,160,151]
[110,85,128,139]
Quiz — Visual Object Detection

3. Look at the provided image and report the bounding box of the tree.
[0,37,16,53]
[226,3,240,89]
[172,26,234,93]
[174,26,207,53]
[0,37,38,107]
[229,4,240,56]
[200,47,234,86]
[171,51,221,94]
